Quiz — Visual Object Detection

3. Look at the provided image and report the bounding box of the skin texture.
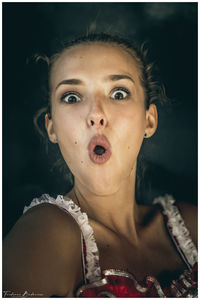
[3,203,83,297]
[3,43,197,297]
[45,43,158,241]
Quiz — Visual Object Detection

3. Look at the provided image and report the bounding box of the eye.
[110,88,130,100]
[60,92,81,104]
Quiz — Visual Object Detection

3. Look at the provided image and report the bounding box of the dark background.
[3,2,197,237]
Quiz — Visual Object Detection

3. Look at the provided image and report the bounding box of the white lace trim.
[23,194,101,283]
[153,194,198,269]
[23,193,197,283]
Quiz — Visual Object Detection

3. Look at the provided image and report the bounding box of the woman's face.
[46,43,157,195]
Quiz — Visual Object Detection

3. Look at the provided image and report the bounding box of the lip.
[88,135,112,165]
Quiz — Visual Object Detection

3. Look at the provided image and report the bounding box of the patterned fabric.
[76,265,197,297]
[23,194,198,298]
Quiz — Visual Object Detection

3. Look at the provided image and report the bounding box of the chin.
[73,160,135,196]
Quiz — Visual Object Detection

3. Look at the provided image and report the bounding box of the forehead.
[50,43,141,88]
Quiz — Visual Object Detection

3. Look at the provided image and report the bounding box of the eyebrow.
[55,74,135,90]
[55,79,83,90]
[107,74,135,84]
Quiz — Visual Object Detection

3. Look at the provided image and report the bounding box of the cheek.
[52,110,87,166]
[112,105,146,169]
[113,104,146,143]
[53,105,83,138]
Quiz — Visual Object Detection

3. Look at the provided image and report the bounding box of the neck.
[66,169,141,244]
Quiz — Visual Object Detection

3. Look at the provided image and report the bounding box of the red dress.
[24,194,198,297]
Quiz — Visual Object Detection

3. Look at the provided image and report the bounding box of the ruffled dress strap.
[23,194,101,284]
[153,194,198,271]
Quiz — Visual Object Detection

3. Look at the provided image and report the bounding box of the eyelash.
[110,87,130,100]
[60,87,131,104]
[60,91,81,104]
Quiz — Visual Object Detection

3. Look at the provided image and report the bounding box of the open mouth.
[93,145,106,155]
[88,135,112,164]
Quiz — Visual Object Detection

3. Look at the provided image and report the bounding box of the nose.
[87,102,108,129]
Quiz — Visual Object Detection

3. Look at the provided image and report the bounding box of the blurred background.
[3,2,197,237]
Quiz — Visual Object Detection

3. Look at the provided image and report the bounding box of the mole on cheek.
[75,141,77,144]
[128,146,130,149]
[81,161,83,164]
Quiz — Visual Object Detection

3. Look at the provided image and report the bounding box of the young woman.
[3,34,197,297]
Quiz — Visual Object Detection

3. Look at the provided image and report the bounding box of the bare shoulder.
[176,201,197,247]
[3,203,82,297]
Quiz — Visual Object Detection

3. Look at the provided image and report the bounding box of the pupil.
[94,145,106,155]
[68,96,76,103]
[115,92,123,100]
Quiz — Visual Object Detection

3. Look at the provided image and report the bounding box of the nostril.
[90,119,104,126]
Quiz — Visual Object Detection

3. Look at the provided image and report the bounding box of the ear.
[145,104,158,138]
[45,114,57,143]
